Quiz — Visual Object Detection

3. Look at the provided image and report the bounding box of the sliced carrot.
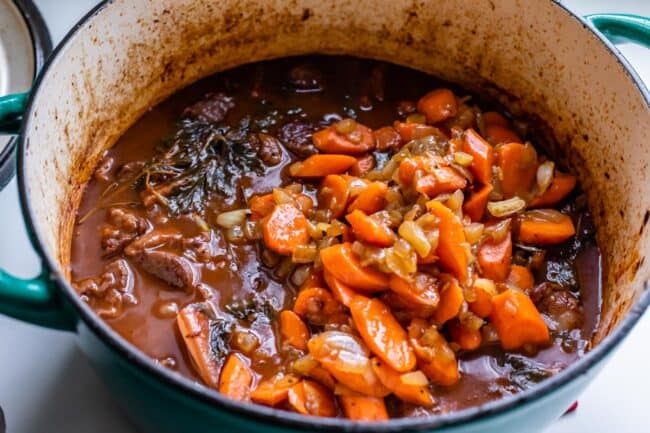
[263,204,309,255]
[518,211,575,244]
[348,181,388,214]
[388,273,440,308]
[349,154,376,176]
[371,358,434,407]
[507,265,535,291]
[349,295,416,372]
[398,157,421,185]
[448,321,482,350]
[320,243,389,292]
[394,122,443,142]
[408,319,459,386]
[289,154,357,178]
[293,287,342,325]
[528,172,577,208]
[249,193,275,219]
[468,286,494,318]
[463,129,494,184]
[482,111,509,128]
[345,209,396,247]
[318,174,350,219]
[417,88,458,123]
[306,365,337,390]
[463,184,493,222]
[176,305,221,389]
[427,200,469,283]
[288,380,338,417]
[219,353,253,401]
[490,289,550,350]
[432,275,464,324]
[415,167,467,197]
[250,374,299,406]
[486,124,521,145]
[478,231,512,282]
[323,270,358,307]
[496,142,537,198]
[340,395,389,421]
[312,122,374,155]
[280,310,310,351]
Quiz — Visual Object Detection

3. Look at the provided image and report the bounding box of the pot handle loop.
[0,92,29,135]
[585,14,650,48]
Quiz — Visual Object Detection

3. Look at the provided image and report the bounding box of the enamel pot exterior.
[2,1,650,432]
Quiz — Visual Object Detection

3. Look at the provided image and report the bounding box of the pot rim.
[15,1,650,431]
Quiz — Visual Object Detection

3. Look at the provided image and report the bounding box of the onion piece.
[399,221,431,258]
[400,370,430,386]
[453,151,474,167]
[536,161,555,194]
[487,197,526,217]
[216,209,249,228]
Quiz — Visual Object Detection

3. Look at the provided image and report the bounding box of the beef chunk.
[182,230,227,263]
[530,282,583,332]
[101,208,150,255]
[75,259,136,318]
[277,119,317,157]
[288,64,323,92]
[183,92,235,123]
[253,133,284,166]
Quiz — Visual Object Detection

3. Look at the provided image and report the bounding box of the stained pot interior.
[22,0,650,349]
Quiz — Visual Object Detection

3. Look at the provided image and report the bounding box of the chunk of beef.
[277,119,317,157]
[94,155,114,182]
[252,133,284,166]
[74,259,136,318]
[530,282,583,332]
[101,208,150,255]
[183,92,235,123]
[288,64,323,92]
[182,230,227,263]
[396,100,417,119]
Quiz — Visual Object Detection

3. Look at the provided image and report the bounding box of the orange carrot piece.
[219,353,253,401]
[249,193,275,219]
[415,167,467,197]
[176,305,221,389]
[280,310,310,351]
[293,287,342,325]
[478,231,512,282]
[340,395,389,421]
[323,270,358,307]
[485,124,521,145]
[306,365,337,390]
[318,174,350,219]
[463,184,493,222]
[289,154,357,177]
[507,265,535,291]
[312,123,374,155]
[518,212,575,245]
[432,275,464,324]
[320,243,389,292]
[345,210,395,247]
[490,289,550,350]
[394,122,443,142]
[348,181,388,214]
[528,172,577,208]
[371,358,435,407]
[250,374,299,406]
[427,200,469,283]
[463,129,494,184]
[417,88,458,123]
[448,321,482,350]
[349,295,416,372]
[496,142,537,198]
[398,157,421,185]
[408,319,459,386]
[263,204,309,255]
[349,154,376,176]
[482,111,509,128]
[468,287,494,318]
[288,380,338,417]
[388,273,440,308]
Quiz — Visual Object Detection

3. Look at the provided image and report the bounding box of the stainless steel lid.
[0,0,50,188]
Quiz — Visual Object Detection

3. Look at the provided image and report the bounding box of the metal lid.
[0,0,51,188]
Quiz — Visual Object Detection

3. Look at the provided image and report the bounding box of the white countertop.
[0,1,649,432]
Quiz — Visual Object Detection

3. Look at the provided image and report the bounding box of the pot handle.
[0,92,29,135]
[585,14,650,48]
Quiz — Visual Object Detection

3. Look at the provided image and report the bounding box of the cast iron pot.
[0,2,650,432]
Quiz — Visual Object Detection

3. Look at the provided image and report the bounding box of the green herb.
[209,319,234,359]
[225,295,274,323]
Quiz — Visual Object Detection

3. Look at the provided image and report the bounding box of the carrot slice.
[388,273,440,308]
[219,353,253,401]
[371,358,435,407]
[288,380,338,417]
[417,88,458,123]
[507,265,535,291]
[249,193,275,219]
[448,321,482,350]
[496,142,537,198]
[176,304,221,389]
[349,154,375,176]
[348,181,388,214]
[349,295,416,372]
[482,111,509,128]
[427,200,469,283]
[432,275,464,324]
[323,270,358,307]
[478,231,512,282]
[408,319,459,386]
[486,125,521,144]
[320,243,389,292]
[394,122,443,142]
[463,129,494,184]
[312,123,374,155]
[306,365,337,390]
[518,211,575,244]
[463,184,493,222]
[293,287,342,325]
[346,209,396,247]
[280,310,310,351]
[250,374,300,406]
[340,395,389,421]
[263,204,309,255]
[289,154,357,177]
[490,289,550,350]
[528,172,577,208]
[415,167,467,197]
[318,174,350,219]
[468,283,495,318]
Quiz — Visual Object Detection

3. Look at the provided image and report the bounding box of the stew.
[71,56,601,419]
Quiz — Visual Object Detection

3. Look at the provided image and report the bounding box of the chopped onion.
[292,244,318,264]
[334,118,358,134]
[523,209,566,223]
[216,209,248,228]
[474,278,497,297]
[291,265,312,286]
[327,220,347,237]
[484,219,511,243]
[446,189,465,212]
[464,223,485,245]
[274,257,295,279]
[406,113,426,124]
[400,370,429,386]
[399,221,431,258]
[536,161,555,194]
[292,355,319,375]
[272,188,296,205]
[453,151,474,167]
[487,197,526,217]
